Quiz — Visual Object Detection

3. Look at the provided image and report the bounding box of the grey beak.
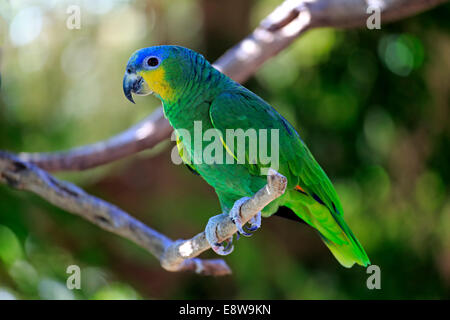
[123,73,136,104]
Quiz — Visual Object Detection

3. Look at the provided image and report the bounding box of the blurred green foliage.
[0,0,449,299]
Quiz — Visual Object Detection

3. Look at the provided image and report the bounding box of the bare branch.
[19,108,173,172]
[305,0,448,28]
[161,169,287,272]
[1,0,447,276]
[18,0,447,172]
[0,152,286,275]
[0,151,230,276]
[216,0,447,81]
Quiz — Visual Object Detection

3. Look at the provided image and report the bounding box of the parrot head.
[123,45,203,104]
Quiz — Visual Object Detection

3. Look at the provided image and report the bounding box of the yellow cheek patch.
[139,67,175,102]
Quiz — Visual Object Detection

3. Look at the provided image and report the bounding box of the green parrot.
[123,45,370,268]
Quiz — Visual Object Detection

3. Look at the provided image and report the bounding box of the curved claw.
[243,211,262,233]
[243,225,258,233]
[233,219,253,237]
[206,197,263,255]
[205,213,234,256]
[229,197,262,238]
[212,237,234,255]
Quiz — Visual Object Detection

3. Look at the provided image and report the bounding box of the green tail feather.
[285,190,370,268]
[318,219,370,268]
[324,211,370,268]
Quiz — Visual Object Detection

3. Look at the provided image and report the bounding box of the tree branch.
[0,152,227,275]
[18,0,447,172]
[1,0,447,276]
[18,108,173,172]
[161,169,287,272]
[0,152,286,275]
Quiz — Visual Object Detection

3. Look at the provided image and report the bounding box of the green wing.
[209,89,343,215]
[209,89,370,267]
[175,131,200,176]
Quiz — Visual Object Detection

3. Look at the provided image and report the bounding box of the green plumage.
[125,45,370,268]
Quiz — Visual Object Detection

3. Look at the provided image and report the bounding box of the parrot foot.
[229,197,262,237]
[205,213,234,256]
[244,211,262,232]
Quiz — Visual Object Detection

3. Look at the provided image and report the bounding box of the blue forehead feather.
[127,46,191,69]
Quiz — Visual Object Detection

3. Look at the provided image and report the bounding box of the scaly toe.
[213,237,234,255]
[229,197,254,237]
[243,211,262,233]
[205,213,234,256]
[234,220,253,237]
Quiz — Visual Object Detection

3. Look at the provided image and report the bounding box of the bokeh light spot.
[9,6,43,47]
[379,34,424,76]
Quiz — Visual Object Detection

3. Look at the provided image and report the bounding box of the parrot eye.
[145,56,160,69]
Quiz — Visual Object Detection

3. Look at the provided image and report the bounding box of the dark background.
[0,0,449,299]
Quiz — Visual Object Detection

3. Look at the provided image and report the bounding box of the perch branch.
[18,0,447,172]
[0,152,286,275]
[0,152,228,275]
[161,169,287,272]
[1,0,447,276]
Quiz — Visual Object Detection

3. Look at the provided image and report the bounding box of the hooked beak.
[123,71,151,104]
[123,72,140,104]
